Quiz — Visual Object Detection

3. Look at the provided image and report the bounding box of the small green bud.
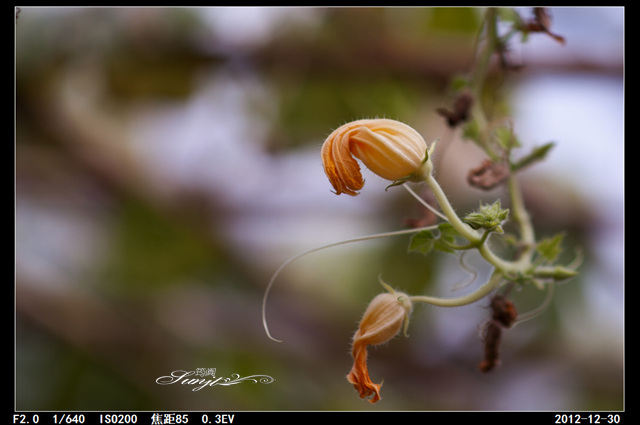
[463,200,509,232]
[551,266,579,280]
[534,266,579,281]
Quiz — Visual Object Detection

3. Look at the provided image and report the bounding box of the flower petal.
[321,125,364,196]
[346,339,382,403]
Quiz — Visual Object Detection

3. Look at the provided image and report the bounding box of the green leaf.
[494,125,521,150]
[434,222,459,253]
[536,233,566,263]
[450,75,471,92]
[462,119,480,142]
[511,142,555,172]
[408,230,436,255]
[409,222,467,256]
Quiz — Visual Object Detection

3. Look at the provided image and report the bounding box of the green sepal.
[385,176,413,191]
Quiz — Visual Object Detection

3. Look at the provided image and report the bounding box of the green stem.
[471,8,499,97]
[410,272,503,307]
[424,172,480,244]
[393,8,578,311]
[468,7,501,160]
[508,172,535,265]
[422,169,529,278]
[477,242,521,276]
[422,163,523,276]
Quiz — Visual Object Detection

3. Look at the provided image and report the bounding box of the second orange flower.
[347,284,413,403]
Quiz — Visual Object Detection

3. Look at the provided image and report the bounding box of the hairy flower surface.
[322,119,428,196]
[347,289,413,403]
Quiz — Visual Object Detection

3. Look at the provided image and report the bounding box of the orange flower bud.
[347,288,413,403]
[322,119,429,196]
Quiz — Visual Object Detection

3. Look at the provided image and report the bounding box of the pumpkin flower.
[321,119,429,196]
[347,283,413,403]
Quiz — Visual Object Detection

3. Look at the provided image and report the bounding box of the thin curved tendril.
[402,183,449,222]
[262,224,439,342]
[452,251,479,292]
[512,283,555,327]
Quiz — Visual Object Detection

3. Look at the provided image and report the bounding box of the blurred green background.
[15,7,623,411]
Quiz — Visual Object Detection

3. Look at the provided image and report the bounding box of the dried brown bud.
[524,7,565,44]
[478,321,502,373]
[478,294,518,373]
[437,91,474,128]
[467,159,509,190]
[490,294,518,328]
